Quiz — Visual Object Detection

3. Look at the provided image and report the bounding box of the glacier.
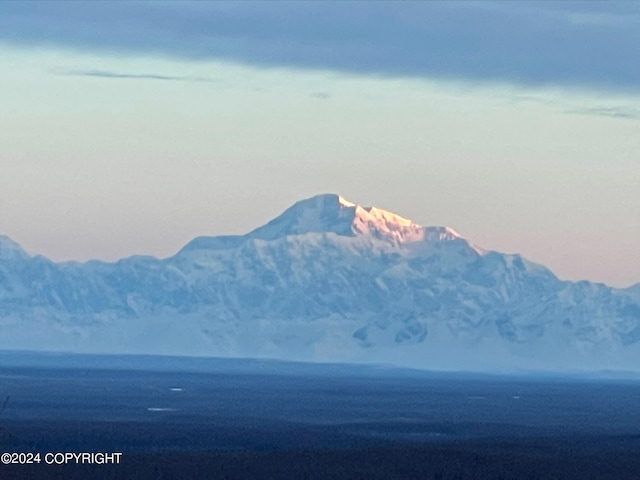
[1,193,639,372]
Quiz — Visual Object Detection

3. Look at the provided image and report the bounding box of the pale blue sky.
[0,1,639,287]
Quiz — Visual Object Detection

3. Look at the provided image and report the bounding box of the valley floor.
[1,353,639,479]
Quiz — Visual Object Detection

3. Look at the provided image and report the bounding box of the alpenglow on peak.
[246,193,460,243]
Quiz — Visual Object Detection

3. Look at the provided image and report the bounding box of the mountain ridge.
[1,194,638,372]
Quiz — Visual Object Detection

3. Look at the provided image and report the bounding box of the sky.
[0,1,639,288]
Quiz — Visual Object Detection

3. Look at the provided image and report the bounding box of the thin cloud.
[565,105,640,121]
[564,11,640,28]
[1,1,639,93]
[504,92,640,121]
[309,92,332,100]
[53,68,219,84]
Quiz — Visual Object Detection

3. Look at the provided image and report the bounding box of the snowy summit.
[248,193,461,244]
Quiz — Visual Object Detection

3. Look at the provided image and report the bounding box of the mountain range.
[1,193,639,372]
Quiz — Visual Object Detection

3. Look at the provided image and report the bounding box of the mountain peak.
[294,193,356,210]
[0,235,29,259]
[246,194,460,244]
[331,193,356,208]
[293,193,356,209]
[247,193,360,240]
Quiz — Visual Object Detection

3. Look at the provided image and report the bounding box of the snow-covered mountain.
[1,194,639,372]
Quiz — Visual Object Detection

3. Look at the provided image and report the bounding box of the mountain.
[1,194,639,372]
